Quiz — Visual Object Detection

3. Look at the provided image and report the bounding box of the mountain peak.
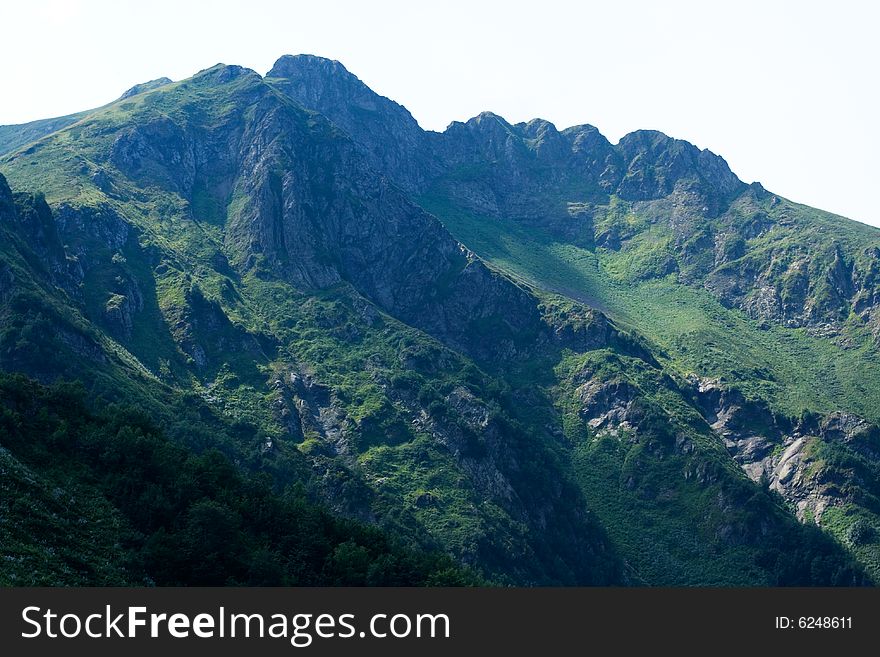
[266,54,371,102]
[615,129,744,203]
[266,53,396,116]
[269,54,352,78]
[445,111,514,136]
[192,63,260,85]
[119,77,173,100]
[473,110,505,122]
[617,128,671,146]
[266,53,435,192]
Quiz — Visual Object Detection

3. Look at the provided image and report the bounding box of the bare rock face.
[0,185,82,292]
[266,55,441,194]
[283,369,347,452]
[103,287,143,340]
[69,62,552,367]
[615,130,745,209]
[111,117,198,195]
[692,375,880,524]
[437,385,519,503]
[216,84,548,364]
[575,378,638,438]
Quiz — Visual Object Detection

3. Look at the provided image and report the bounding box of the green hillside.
[1,54,877,586]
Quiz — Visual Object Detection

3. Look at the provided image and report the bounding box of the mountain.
[0,112,89,158]
[1,55,877,586]
[0,77,173,158]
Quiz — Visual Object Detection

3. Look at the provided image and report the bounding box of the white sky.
[1,0,877,226]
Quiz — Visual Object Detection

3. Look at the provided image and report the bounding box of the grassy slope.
[420,191,880,583]
[0,112,90,157]
[420,193,880,423]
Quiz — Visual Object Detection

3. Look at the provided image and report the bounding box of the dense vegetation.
[0,372,478,586]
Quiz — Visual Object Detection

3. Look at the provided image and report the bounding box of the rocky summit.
[1,55,879,586]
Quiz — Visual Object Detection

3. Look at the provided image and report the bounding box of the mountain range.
[1,54,879,586]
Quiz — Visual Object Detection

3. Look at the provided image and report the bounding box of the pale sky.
[1,0,877,226]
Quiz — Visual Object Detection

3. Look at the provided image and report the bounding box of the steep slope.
[266,55,441,193]
[0,112,89,158]
[416,136,880,579]
[1,55,873,585]
[268,54,880,580]
[0,175,477,586]
[0,371,477,586]
[0,78,173,158]
[0,68,622,585]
